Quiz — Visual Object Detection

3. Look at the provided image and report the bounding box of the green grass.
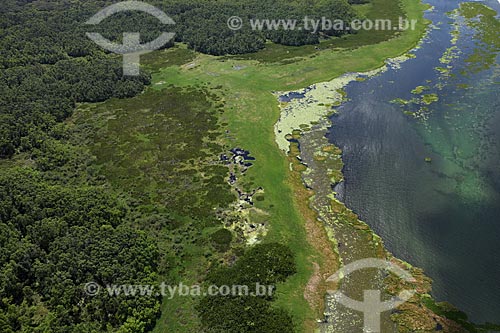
[72,0,430,330]
[73,87,233,219]
[353,3,374,17]
[142,44,196,72]
[73,85,237,332]
[147,0,428,329]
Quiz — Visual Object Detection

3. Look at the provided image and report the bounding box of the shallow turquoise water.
[328,0,500,324]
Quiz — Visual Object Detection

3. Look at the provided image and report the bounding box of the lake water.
[328,0,500,324]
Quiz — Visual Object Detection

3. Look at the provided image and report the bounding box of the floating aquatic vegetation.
[273,49,427,152]
[421,93,439,105]
[395,3,499,125]
[274,73,361,151]
[391,97,413,105]
[459,2,500,74]
[411,85,430,94]
[439,46,460,65]
[434,66,450,74]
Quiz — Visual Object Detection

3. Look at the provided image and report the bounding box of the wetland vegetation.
[2,0,497,331]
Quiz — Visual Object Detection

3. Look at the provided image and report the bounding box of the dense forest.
[174,0,359,54]
[0,168,162,332]
[0,0,362,156]
[0,0,363,331]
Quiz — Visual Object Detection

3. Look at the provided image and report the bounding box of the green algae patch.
[391,97,412,105]
[313,154,327,162]
[395,3,499,124]
[421,93,439,105]
[459,3,500,74]
[419,295,488,332]
[322,145,342,155]
[292,129,302,140]
[435,66,449,74]
[274,72,378,152]
[439,46,459,65]
[411,85,430,94]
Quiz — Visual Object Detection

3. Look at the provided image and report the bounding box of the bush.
[210,228,233,252]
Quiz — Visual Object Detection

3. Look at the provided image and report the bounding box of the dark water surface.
[328,0,500,324]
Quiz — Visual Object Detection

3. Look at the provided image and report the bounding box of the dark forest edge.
[0,0,365,159]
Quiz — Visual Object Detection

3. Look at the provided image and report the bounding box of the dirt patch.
[287,141,340,331]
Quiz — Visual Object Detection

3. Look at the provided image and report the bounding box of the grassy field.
[72,81,235,333]
[147,0,429,330]
[74,0,430,331]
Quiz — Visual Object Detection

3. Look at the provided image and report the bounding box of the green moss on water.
[421,93,439,105]
[439,46,459,65]
[391,98,411,105]
[336,88,348,99]
[435,66,449,74]
[411,85,430,94]
[459,3,500,74]
[291,130,303,141]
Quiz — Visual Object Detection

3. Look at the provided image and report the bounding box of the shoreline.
[273,1,484,331]
[278,1,500,331]
[272,5,435,331]
[149,0,438,330]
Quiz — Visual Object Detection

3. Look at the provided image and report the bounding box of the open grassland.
[73,0,429,331]
[149,0,428,328]
[72,82,234,332]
